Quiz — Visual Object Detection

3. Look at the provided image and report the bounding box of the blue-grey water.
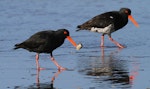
[0,0,150,89]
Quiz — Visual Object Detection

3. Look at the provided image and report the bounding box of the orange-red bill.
[128,15,139,27]
[66,36,77,47]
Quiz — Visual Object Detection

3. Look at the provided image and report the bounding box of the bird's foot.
[100,45,105,48]
[58,67,67,71]
[118,44,125,48]
[37,67,46,70]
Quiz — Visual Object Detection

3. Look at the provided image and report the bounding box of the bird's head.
[120,8,131,15]
[62,29,82,50]
[120,8,139,27]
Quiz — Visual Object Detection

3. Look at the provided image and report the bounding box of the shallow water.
[0,0,150,89]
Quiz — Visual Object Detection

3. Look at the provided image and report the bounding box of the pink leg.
[36,69,40,87]
[36,54,40,69]
[109,37,125,48]
[50,56,66,70]
[100,35,104,47]
[35,53,45,70]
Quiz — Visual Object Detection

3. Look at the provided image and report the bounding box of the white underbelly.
[90,24,114,34]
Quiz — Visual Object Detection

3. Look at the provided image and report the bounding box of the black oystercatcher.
[14,29,82,70]
[77,8,139,48]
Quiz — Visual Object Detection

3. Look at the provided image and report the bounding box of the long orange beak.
[66,36,77,47]
[128,15,139,27]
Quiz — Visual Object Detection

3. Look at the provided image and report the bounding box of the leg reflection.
[129,57,139,85]
[50,69,65,87]
[100,47,122,63]
[36,69,65,89]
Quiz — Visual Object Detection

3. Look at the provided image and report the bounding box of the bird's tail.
[76,24,91,31]
[76,25,88,31]
[76,25,82,31]
[14,43,23,50]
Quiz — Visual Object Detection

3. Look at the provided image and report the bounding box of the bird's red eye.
[125,10,128,14]
[64,31,67,34]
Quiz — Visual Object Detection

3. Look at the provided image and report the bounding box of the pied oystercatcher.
[77,8,139,48]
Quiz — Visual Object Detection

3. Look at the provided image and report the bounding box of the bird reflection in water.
[78,47,137,88]
[101,48,130,85]
[14,69,64,89]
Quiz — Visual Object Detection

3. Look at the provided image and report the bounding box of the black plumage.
[14,29,78,70]
[15,29,68,53]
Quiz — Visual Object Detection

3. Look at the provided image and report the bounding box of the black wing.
[14,31,54,52]
[77,11,119,30]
